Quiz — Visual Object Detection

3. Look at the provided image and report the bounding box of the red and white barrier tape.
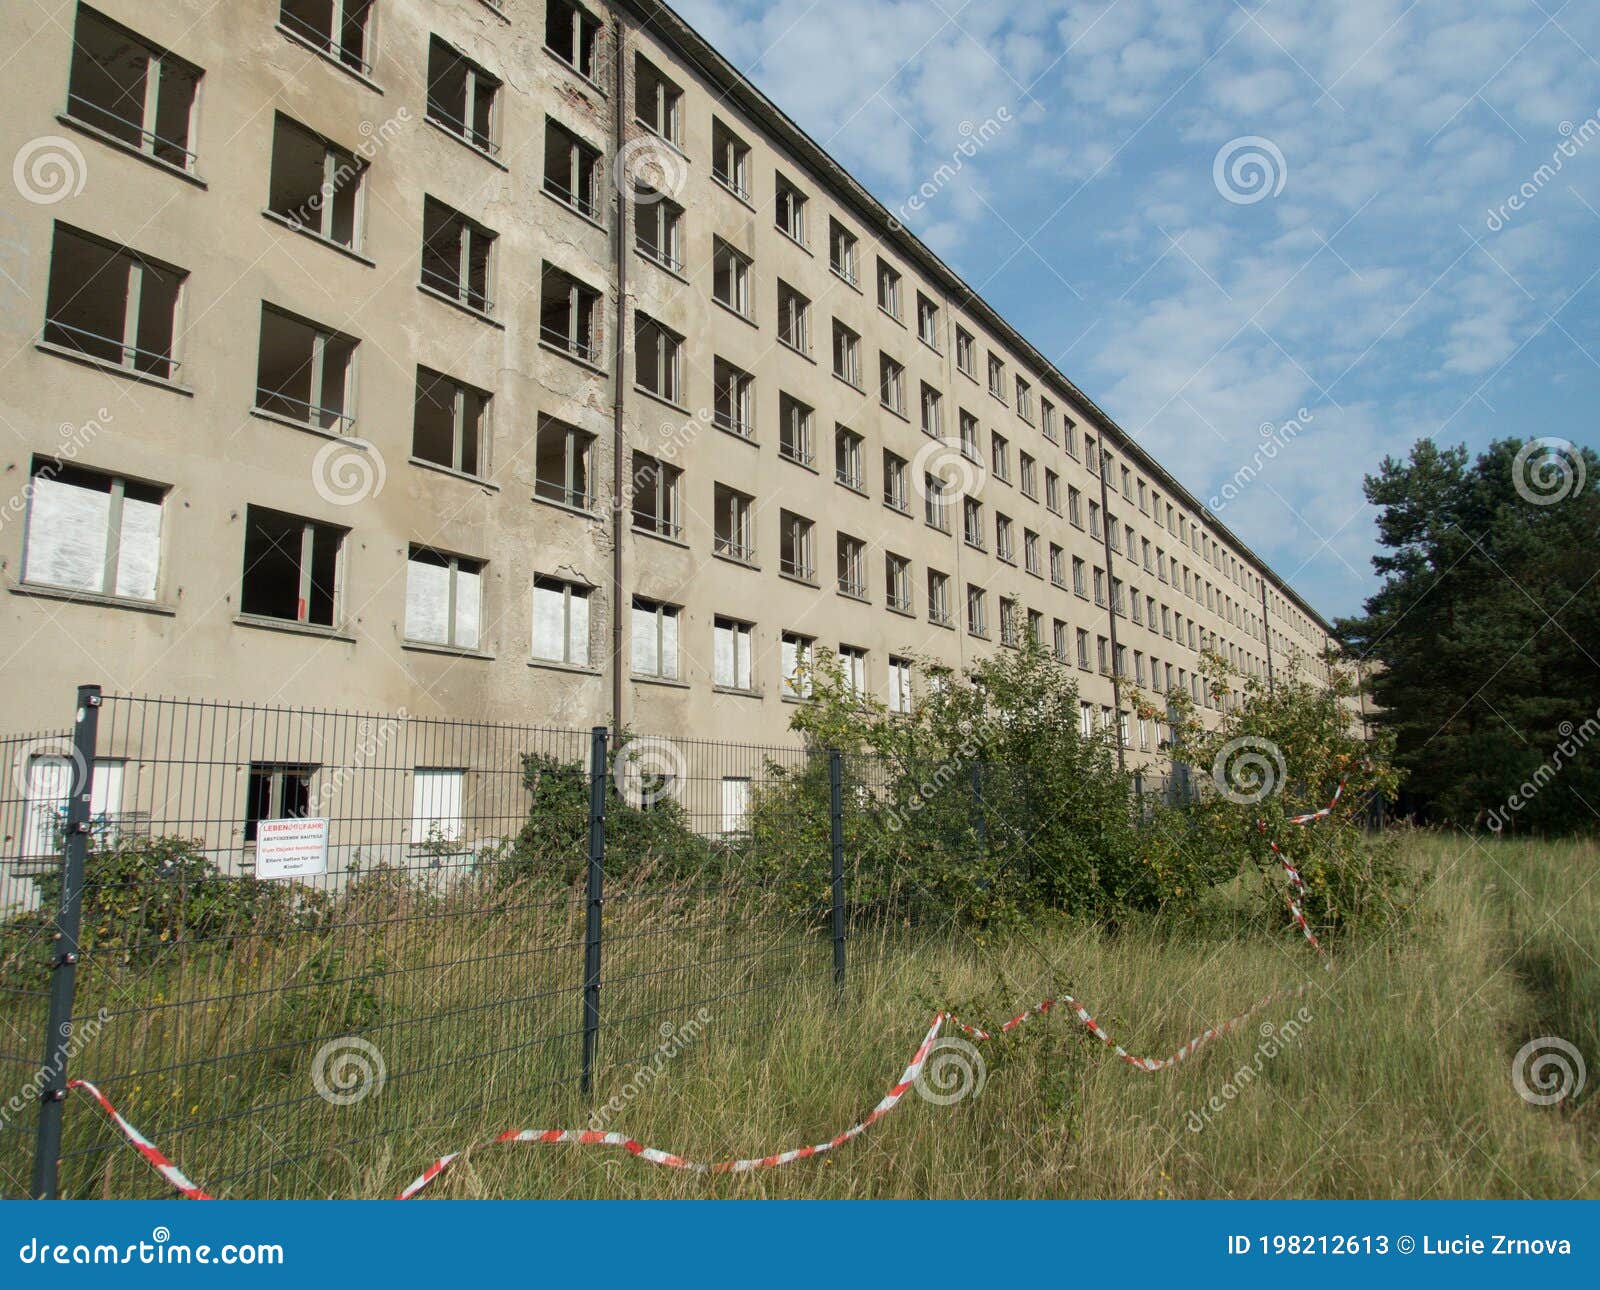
[70,774,1358,1201]
[66,1079,213,1199]
[1258,772,1354,963]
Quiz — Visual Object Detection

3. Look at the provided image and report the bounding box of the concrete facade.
[0,0,1342,765]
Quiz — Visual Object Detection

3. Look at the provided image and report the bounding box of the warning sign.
[255,817,329,880]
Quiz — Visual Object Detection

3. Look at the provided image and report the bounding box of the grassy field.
[11,831,1597,1199]
[412,832,1598,1200]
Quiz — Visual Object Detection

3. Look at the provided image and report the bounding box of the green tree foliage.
[1336,438,1600,832]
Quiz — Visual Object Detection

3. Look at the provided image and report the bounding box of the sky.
[672,0,1600,623]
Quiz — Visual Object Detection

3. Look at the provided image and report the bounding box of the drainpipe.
[609,15,628,744]
[1260,579,1275,696]
[1096,454,1126,770]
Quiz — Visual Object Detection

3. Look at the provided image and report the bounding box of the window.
[410,768,465,849]
[545,119,604,220]
[777,281,810,353]
[1094,566,1107,607]
[424,199,496,314]
[955,327,975,376]
[1064,418,1080,458]
[1028,609,1045,647]
[967,584,988,637]
[268,114,365,248]
[963,497,985,549]
[1019,452,1037,499]
[837,534,867,599]
[1015,376,1034,422]
[1072,556,1086,596]
[631,597,680,680]
[832,320,861,386]
[779,511,816,581]
[634,186,683,270]
[711,239,753,318]
[240,506,344,628]
[635,313,683,402]
[959,411,980,462]
[779,393,814,466]
[1023,529,1041,576]
[44,225,184,380]
[713,484,755,562]
[879,354,905,415]
[839,646,868,699]
[885,553,911,612]
[829,219,858,285]
[254,304,355,431]
[532,576,590,666]
[1049,543,1065,587]
[1053,620,1069,662]
[877,259,902,319]
[68,5,201,170]
[920,383,942,437]
[928,570,952,625]
[1068,486,1083,527]
[781,632,814,698]
[534,416,594,509]
[987,353,1006,399]
[22,462,163,601]
[1076,629,1090,670]
[835,426,865,491]
[634,55,682,144]
[915,294,941,349]
[713,358,755,439]
[720,777,751,834]
[279,1,373,74]
[245,763,315,845]
[991,433,1010,483]
[775,174,807,243]
[405,548,482,650]
[1089,504,1103,540]
[631,452,681,538]
[924,476,949,532]
[427,37,500,156]
[883,451,908,512]
[1041,398,1057,443]
[713,617,753,690]
[545,0,601,80]
[19,754,123,857]
[544,262,604,363]
[712,118,750,198]
[888,657,913,714]
[995,513,1014,562]
[1079,703,1094,738]
[1046,469,1061,513]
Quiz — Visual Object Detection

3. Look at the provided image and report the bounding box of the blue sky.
[673,0,1600,622]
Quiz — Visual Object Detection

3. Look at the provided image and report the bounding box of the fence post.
[32,683,101,1200]
[580,725,607,1097]
[828,750,845,994]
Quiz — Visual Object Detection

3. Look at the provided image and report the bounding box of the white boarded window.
[21,756,123,857]
[1079,702,1094,739]
[411,768,464,847]
[405,548,482,650]
[720,776,751,834]
[781,631,813,699]
[631,597,680,680]
[713,617,752,690]
[23,463,163,600]
[532,577,590,667]
[840,645,867,699]
[888,656,912,714]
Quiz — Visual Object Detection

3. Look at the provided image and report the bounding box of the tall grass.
[8,834,1596,1199]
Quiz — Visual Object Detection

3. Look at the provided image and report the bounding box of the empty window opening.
[779,393,813,466]
[254,304,356,432]
[544,119,603,219]
[240,505,345,627]
[630,452,681,538]
[268,114,365,248]
[776,281,810,352]
[44,225,183,379]
[712,118,750,198]
[712,239,751,316]
[67,6,201,170]
[634,55,682,143]
[714,358,754,438]
[775,174,807,243]
[635,313,683,403]
[635,188,683,271]
[427,37,500,155]
[713,484,754,563]
[422,198,496,314]
[545,0,601,80]
[279,1,374,74]
[412,368,489,477]
[534,415,595,509]
[837,534,866,599]
[245,763,316,844]
[779,511,814,581]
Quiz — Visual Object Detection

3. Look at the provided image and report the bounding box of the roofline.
[616,0,1337,640]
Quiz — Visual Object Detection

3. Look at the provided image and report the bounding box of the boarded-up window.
[631,598,679,679]
[411,768,465,847]
[720,777,750,834]
[21,756,124,857]
[23,463,163,600]
[405,549,482,650]
[532,577,590,667]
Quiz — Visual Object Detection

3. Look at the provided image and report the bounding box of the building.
[0,0,1341,775]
